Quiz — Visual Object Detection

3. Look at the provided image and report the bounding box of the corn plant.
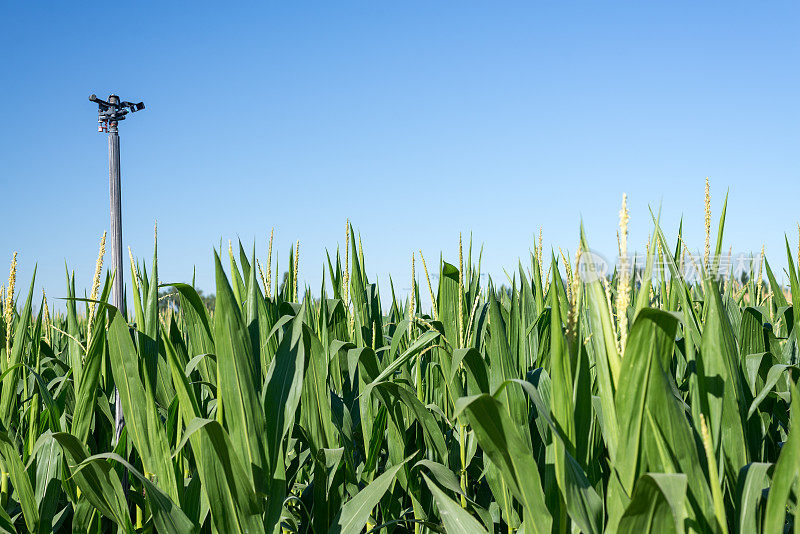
[1,193,800,533]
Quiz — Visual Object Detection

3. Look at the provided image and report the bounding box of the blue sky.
[1,1,798,308]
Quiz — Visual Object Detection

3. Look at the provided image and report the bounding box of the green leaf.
[0,429,38,533]
[764,379,800,533]
[371,381,448,463]
[0,267,36,422]
[506,377,603,534]
[170,282,216,384]
[737,462,771,534]
[80,452,198,534]
[70,312,105,443]
[106,307,180,503]
[422,472,488,534]
[366,329,439,388]
[213,252,267,491]
[32,431,62,533]
[612,308,717,533]
[262,308,307,532]
[163,334,264,534]
[486,287,526,429]
[700,278,749,480]
[52,432,133,533]
[328,456,411,534]
[619,473,688,534]
[300,322,337,452]
[579,226,620,458]
[450,348,489,394]
[747,364,796,418]
[454,394,552,534]
[763,258,788,309]
[0,504,14,534]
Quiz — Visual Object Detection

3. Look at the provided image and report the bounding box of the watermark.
[577,250,762,284]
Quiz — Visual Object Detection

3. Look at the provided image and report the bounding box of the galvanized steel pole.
[107,118,125,442]
[89,93,144,444]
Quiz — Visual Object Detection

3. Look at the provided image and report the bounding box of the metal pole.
[91,93,142,514]
[108,120,126,443]
[90,92,143,448]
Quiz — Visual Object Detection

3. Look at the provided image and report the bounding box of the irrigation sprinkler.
[89,93,145,445]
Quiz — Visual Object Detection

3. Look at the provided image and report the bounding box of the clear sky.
[1,1,798,309]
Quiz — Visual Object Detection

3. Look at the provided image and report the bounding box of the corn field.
[2,196,800,534]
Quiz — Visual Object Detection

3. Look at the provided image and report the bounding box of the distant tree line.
[157,272,291,313]
[158,287,216,312]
